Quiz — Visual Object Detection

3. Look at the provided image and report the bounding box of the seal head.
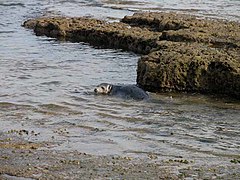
[94,83,113,95]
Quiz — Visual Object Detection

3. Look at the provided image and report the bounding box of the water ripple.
[0,3,25,7]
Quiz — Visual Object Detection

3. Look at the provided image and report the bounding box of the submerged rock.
[23,12,240,99]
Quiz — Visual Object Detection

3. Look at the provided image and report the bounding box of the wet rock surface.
[122,12,240,98]
[122,12,240,48]
[23,12,240,98]
[0,133,239,179]
[138,41,240,97]
[23,17,161,55]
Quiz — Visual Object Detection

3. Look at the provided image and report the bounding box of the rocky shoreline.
[23,12,240,99]
[1,132,239,179]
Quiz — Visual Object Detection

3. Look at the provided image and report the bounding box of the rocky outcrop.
[122,12,240,48]
[23,12,240,99]
[23,17,161,55]
[138,41,240,97]
[122,12,240,98]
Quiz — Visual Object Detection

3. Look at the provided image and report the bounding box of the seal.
[94,83,149,100]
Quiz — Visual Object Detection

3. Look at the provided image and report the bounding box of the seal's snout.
[94,88,97,93]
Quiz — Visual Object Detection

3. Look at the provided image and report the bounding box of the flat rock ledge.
[23,12,240,99]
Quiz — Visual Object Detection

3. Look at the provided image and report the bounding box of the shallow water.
[0,0,240,162]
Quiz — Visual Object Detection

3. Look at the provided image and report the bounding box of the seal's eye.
[101,87,105,90]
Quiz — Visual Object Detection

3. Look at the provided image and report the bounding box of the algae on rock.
[137,41,240,98]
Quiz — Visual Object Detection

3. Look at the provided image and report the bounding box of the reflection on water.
[0,0,240,163]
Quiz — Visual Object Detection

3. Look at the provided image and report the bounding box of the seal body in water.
[94,83,149,100]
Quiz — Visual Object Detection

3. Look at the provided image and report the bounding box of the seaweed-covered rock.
[122,12,240,48]
[122,12,240,98]
[137,41,240,97]
[23,17,161,54]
